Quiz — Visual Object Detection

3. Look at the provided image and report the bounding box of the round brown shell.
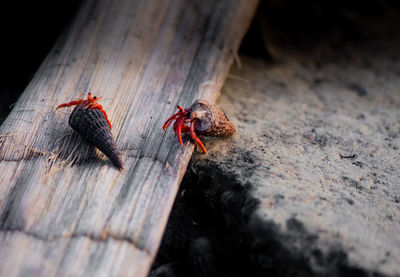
[68,106,123,169]
[190,99,236,137]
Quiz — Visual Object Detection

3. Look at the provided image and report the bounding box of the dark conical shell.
[190,99,236,137]
[68,106,123,169]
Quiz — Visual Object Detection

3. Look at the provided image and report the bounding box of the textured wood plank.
[0,0,258,276]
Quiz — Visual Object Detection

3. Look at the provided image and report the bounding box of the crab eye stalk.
[177,105,185,113]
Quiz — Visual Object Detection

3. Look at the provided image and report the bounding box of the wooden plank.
[0,0,258,276]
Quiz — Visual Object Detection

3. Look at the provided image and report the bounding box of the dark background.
[0,0,82,123]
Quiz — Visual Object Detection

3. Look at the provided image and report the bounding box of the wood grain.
[0,0,258,276]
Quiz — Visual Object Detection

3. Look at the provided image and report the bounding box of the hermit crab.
[163,99,236,153]
[56,92,123,169]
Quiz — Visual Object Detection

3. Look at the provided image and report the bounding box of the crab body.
[163,99,236,153]
[56,93,123,169]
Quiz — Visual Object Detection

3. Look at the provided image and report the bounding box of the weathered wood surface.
[0,0,258,276]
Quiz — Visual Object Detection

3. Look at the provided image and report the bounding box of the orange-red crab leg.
[57,92,94,109]
[56,99,85,110]
[90,103,112,130]
[163,105,186,131]
[163,112,182,131]
[190,119,207,153]
[173,116,186,145]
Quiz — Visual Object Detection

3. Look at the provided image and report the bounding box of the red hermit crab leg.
[179,117,192,133]
[56,92,93,110]
[56,99,85,110]
[163,112,182,131]
[90,102,112,129]
[190,119,207,153]
[87,95,112,129]
[173,116,186,146]
[100,109,112,130]
[163,105,187,131]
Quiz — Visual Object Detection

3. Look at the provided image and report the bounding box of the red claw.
[163,104,207,153]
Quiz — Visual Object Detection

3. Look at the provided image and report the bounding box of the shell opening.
[191,109,212,132]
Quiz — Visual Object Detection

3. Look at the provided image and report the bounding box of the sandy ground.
[189,41,400,275]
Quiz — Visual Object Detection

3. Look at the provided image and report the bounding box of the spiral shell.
[190,99,236,137]
[68,106,123,169]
